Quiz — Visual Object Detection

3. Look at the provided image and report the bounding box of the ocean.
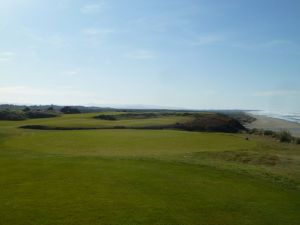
[249,111,300,124]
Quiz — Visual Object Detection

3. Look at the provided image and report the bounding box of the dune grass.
[0,113,299,225]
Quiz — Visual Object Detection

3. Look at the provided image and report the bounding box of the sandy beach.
[246,114,300,137]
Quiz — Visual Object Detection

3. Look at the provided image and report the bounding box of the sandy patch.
[246,114,300,137]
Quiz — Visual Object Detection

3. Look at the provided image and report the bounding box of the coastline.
[246,114,300,137]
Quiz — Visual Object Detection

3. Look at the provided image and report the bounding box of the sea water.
[249,111,300,124]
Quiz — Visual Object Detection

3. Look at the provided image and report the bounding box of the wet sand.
[246,114,300,137]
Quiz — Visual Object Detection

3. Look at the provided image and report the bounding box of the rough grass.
[0,113,299,225]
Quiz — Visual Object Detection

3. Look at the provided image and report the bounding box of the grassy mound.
[176,113,246,133]
[20,112,246,133]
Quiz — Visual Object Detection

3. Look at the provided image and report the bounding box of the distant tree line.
[0,104,113,113]
[0,109,27,121]
[0,106,82,121]
[60,106,81,114]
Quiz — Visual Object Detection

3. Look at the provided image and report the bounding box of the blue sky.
[0,0,299,111]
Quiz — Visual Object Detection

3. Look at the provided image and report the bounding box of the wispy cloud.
[125,50,157,60]
[0,85,96,105]
[80,2,106,14]
[191,34,224,46]
[81,27,115,46]
[232,39,296,50]
[62,70,80,77]
[189,35,296,51]
[254,90,300,97]
[0,86,92,97]
[260,39,293,47]
[48,34,66,48]
[0,51,15,62]
[22,28,67,48]
[201,90,218,96]
[82,28,114,36]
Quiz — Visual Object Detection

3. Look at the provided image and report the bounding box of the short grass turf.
[0,112,189,129]
[2,129,256,157]
[0,157,299,225]
[0,113,299,225]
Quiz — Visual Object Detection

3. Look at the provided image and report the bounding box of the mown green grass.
[2,129,256,157]
[0,157,299,225]
[0,113,299,225]
[0,112,188,129]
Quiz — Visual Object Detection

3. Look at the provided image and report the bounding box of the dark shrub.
[60,106,81,114]
[278,130,293,143]
[113,126,126,129]
[0,110,26,121]
[25,111,58,119]
[0,109,58,120]
[116,113,158,120]
[20,125,50,130]
[295,138,300,145]
[248,129,257,134]
[94,115,117,120]
[94,113,158,120]
[22,107,31,112]
[249,128,263,135]
[264,130,274,136]
[176,114,246,133]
